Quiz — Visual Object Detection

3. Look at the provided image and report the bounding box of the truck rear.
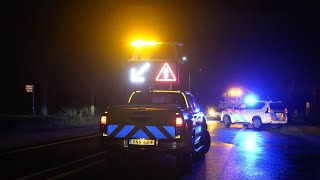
[100,104,185,151]
[99,90,211,173]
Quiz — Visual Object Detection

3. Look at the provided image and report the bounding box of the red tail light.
[176,116,183,126]
[100,115,107,125]
[284,108,288,114]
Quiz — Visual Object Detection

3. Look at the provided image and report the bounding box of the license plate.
[129,139,155,146]
[276,113,283,118]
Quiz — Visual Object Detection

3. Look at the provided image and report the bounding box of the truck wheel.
[176,127,194,174]
[201,130,211,155]
[223,115,231,128]
[252,118,263,130]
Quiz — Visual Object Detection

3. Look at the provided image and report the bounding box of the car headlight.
[208,108,217,116]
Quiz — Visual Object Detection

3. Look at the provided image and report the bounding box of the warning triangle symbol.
[155,63,177,82]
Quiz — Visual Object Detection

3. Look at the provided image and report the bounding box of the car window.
[190,94,200,112]
[130,92,186,108]
[234,103,246,109]
[218,102,231,110]
[245,102,265,109]
[270,102,285,110]
[186,94,195,111]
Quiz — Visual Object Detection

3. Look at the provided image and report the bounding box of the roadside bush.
[52,106,98,128]
[0,107,99,133]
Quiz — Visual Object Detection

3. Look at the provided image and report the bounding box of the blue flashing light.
[244,95,258,106]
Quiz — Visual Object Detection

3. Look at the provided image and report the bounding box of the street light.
[180,56,191,92]
[181,55,204,92]
[182,56,187,61]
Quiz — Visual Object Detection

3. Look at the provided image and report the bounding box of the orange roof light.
[228,88,243,97]
[130,40,159,47]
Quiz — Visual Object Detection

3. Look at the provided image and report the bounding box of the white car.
[220,100,288,129]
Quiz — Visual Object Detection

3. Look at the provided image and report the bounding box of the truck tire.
[223,115,231,128]
[201,130,211,155]
[176,125,194,174]
[252,117,263,130]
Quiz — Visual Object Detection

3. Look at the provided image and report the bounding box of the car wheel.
[223,115,231,128]
[252,118,263,130]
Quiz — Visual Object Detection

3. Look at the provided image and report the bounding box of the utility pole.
[188,72,191,92]
[32,84,35,116]
[25,84,35,116]
[40,75,48,116]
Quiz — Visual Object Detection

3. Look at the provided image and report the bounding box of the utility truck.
[99,89,211,173]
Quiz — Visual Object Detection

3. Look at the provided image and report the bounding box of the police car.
[220,100,288,129]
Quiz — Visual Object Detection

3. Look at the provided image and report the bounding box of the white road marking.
[0,134,99,156]
[16,151,105,180]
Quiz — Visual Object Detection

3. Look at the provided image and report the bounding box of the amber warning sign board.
[155,63,177,82]
[129,62,177,83]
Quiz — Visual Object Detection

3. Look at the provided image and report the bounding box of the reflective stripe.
[107,125,118,134]
[232,109,246,122]
[146,126,166,139]
[107,124,175,139]
[163,126,175,138]
[115,125,135,138]
[132,129,149,138]
[225,110,247,122]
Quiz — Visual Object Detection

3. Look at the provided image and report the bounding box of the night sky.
[2,0,320,114]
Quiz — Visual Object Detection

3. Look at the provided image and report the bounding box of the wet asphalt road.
[1,121,320,180]
[182,121,320,179]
